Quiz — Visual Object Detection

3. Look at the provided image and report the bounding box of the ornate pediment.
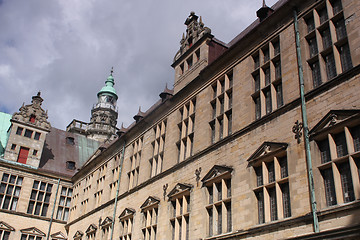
[309,110,360,136]
[201,165,232,184]
[174,12,212,62]
[85,224,97,235]
[119,208,135,220]
[0,221,14,231]
[50,231,67,239]
[20,227,46,236]
[247,142,288,164]
[140,196,160,210]
[73,231,84,239]
[12,92,51,130]
[167,183,192,199]
[100,216,113,228]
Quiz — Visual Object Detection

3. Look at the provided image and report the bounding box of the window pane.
[267,161,275,183]
[256,191,265,224]
[323,168,337,206]
[350,126,360,152]
[339,44,352,72]
[334,132,348,157]
[338,162,355,203]
[311,61,322,88]
[318,139,331,163]
[325,53,337,80]
[269,188,278,221]
[308,37,318,57]
[279,156,288,178]
[281,183,291,218]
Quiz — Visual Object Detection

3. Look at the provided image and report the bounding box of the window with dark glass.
[308,37,318,57]
[34,132,41,140]
[275,83,283,108]
[306,17,315,33]
[321,28,332,49]
[24,129,33,138]
[256,191,265,224]
[335,18,347,40]
[267,161,275,183]
[338,162,355,203]
[0,173,23,211]
[331,0,342,15]
[281,183,291,218]
[339,44,352,72]
[350,126,360,152]
[324,53,337,80]
[334,132,348,157]
[318,8,328,25]
[27,180,52,217]
[269,188,278,221]
[16,127,23,135]
[322,168,337,206]
[264,89,272,114]
[318,139,331,163]
[311,61,322,87]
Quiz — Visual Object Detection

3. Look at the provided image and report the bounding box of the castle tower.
[87,68,118,141]
[4,92,51,168]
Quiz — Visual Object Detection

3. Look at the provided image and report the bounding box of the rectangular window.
[256,191,265,224]
[269,188,278,221]
[322,168,337,206]
[275,83,283,108]
[331,0,343,15]
[187,57,193,69]
[0,230,10,240]
[254,96,261,120]
[350,126,360,152]
[263,48,270,63]
[273,41,280,56]
[227,112,232,135]
[311,61,322,88]
[32,150,38,156]
[254,73,260,92]
[16,127,23,135]
[253,54,260,69]
[335,18,347,41]
[306,17,315,33]
[0,173,23,211]
[274,61,281,80]
[318,8,328,25]
[318,139,331,163]
[24,129,33,138]
[321,28,332,49]
[279,156,288,178]
[34,132,41,140]
[267,161,275,183]
[334,132,348,157]
[281,183,291,218]
[265,89,272,114]
[339,44,352,72]
[338,162,355,203]
[308,37,318,57]
[255,166,263,186]
[324,53,337,80]
[56,187,72,221]
[27,180,52,216]
[11,144,16,150]
[264,67,271,86]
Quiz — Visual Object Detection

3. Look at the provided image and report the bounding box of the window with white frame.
[0,173,23,211]
[248,142,291,224]
[310,110,360,208]
[202,165,232,237]
[168,183,192,240]
[141,196,160,240]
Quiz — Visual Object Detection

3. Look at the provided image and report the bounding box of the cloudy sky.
[0,0,278,130]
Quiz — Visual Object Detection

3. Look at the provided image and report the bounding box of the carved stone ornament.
[12,92,51,130]
[119,208,136,220]
[167,183,193,199]
[20,227,46,236]
[163,183,168,200]
[85,224,97,234]
[174,12,211,62]
[292,120,303,144]
[73,230,84,239]
[195,167,202,186]
[140,196,160,210]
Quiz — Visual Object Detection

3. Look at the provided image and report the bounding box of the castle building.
[0,0,360,239]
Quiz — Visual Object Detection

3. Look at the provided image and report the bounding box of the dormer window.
[66,137,75,145]
[66,161,76,170]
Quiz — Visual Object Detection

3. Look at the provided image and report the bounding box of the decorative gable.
[309,110,360,136]
[73,231,84,239]
[20,227,46,236]
[50,231,67,239]
[167,183,192,199]
[12,92,51,130]
[140,196,160,211]
[247,142,288,165]
[85,224,97,235]
[119,208,135,220]
[201,165,232,184]
[100,216,113,229]
[0,221,15,231]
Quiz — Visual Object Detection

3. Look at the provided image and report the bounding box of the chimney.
[256,0,274,22]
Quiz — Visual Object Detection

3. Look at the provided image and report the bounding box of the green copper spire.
[97,67,118,100]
